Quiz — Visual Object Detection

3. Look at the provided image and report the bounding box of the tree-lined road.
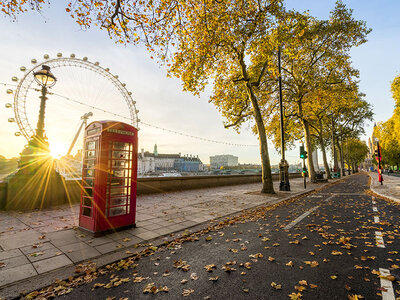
[29,174,400,299]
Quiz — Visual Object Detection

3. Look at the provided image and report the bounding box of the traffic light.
[374,146,381,158]
[300,145,308,159]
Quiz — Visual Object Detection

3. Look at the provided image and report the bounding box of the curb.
[367,173,400,204]
[0,179,338,299]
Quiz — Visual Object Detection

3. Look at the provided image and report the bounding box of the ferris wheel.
[5,53,139,156]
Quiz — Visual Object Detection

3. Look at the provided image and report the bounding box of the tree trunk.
[340,138,346,176]
[302,119,316,182]
[246,82,275,194]
[318,122,331,179]
[331,116,339,172]
[337,141,344,176]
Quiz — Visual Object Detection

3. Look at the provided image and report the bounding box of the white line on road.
[284,206,319,230]
[372,200,376,204]
[373,206,378,212]
[375,231,385,248]
[379,268,395,300]
[374,216,380,223]
[324,195,336,202]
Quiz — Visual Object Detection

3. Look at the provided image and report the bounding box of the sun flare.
[49,143,66,158]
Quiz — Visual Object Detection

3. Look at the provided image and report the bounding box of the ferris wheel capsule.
[132,101,136,104]
[128,92,132,96]
[122,83,126,87]
[5,103,12,108]
[137,119,141,123]
[14,132,21,136]
[57,53,62,57]
[44,54,49,59]
[95,61,99,66]
[70,53,75,58]
[135,109,139,113]
[114,75,118,79]
[8,118,15,122]
[83,57,88,61]
[6,89,13,94]
[105,68,110,72]
[11,76,18,82]
[20,66,26,72]
[31,59,37,64]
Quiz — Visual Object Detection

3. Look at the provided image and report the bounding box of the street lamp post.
[32,65,56,150]
[19,65,56,169]
[278,47,290,191]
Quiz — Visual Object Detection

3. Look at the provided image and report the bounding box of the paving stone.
[58,241,96,253]
[65,247,101,263]
[86,236,114,247]
[153,227,177,236]
[0,249,23,260]
[0,230,48,251]
[115,236,143,247]
[26,247,64,263]
[0,255,29,270]
[106,231,135,242]
[132,231,159,241]
[0,263,37,287]
[20,242,56,255]
[125,227,150,235]
[32,254,73,274]
[142,223,164,231]
[95,242,123,254]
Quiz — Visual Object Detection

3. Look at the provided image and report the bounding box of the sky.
[0,1,399,166]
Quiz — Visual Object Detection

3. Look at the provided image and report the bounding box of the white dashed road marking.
[372,200,376,204]
[373,206,378,212]
[379,268,395,300]
[284,206,320,230]
[374,216,380,223]
[375,231,385,248]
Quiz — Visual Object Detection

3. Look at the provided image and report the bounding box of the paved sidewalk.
[369,171,400,203]
[0,177,329,298]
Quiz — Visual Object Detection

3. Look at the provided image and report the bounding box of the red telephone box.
[79,121,138,235]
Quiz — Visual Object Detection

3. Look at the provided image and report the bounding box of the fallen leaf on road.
[295,285,306,292]
[298,280,307,286]
[286,261,294,267]
[181,279,188,284]
[205,236,212,241]
[288,292,302,299]
[309,284,318,288]
[0,262,6,268]
[190,273,198,280]
[331,250,343,255]
[268,256,275,262]
[204,264,216,272]
[183,288,194,296]
[209,276,219,281]
[331,275,337,280]
[271,282,282,290]
[133,276,147,283]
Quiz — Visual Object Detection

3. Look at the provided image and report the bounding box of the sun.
[49,142,66,158]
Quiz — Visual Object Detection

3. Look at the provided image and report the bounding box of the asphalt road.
[28,173,400,299]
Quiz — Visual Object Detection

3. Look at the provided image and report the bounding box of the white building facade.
[209,154,238,169]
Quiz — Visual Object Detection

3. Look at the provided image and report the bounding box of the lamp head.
[33,65,56,87]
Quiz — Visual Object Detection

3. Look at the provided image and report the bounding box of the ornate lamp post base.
[279,159,290,191]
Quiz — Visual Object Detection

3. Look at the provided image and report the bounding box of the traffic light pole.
[300,142,307,189]
[303,157,306,189]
